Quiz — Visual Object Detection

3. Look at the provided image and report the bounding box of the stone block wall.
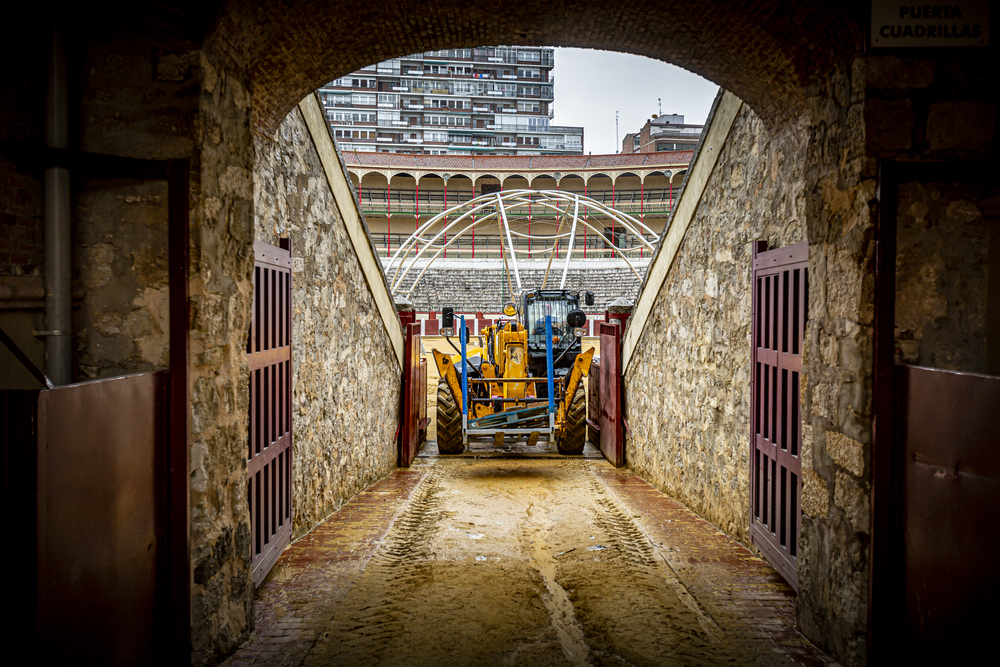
[624,103,806,549]
[395,263,647,314]
[73,178,170,380]
[188,49,258,665]
[894,181,988,373]
[624,67,878,665]
[254,106,400,539]
[795,60,874,665]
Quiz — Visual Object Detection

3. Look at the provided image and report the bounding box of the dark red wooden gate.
[400,321,424,467]
[247,239,293,587]
[750,241,807,590]
[598,321,624,467]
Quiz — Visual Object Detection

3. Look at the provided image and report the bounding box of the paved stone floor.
[225,455,837,666]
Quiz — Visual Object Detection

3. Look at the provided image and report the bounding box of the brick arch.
[223,0,861,134]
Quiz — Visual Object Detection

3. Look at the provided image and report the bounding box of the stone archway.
[231,0,858,134]
[11,3,992,665]
[202,5,864,662]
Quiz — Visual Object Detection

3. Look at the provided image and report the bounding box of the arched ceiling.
[208,0,862,133]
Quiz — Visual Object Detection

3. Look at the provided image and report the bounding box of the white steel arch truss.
[385,189,661,298]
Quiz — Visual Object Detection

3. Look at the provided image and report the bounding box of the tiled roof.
[341,151,693,171]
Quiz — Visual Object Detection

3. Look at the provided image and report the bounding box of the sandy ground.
[300,458,805,666]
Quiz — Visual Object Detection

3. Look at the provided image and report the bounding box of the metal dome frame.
[384,189,660,298]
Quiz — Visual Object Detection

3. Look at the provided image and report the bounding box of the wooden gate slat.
[247,239,294,587]
[750,241,807,591]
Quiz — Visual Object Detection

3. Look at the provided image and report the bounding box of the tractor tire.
[436,378,464,454]
[557,381,587,455]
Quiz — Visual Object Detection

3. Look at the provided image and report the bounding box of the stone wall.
[254,105,400,539]
[73,178,170,380]
[624,103,806,550]
[8,24,259,663]
[623,61,880,666]
[186,47,258,665]
[395,262,647,313]
[796,59,874,666]
[894,181,988,373]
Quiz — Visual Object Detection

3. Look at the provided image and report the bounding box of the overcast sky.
[551,48,720,155]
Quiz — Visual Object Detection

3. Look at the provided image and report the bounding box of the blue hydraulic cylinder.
[545,315,555,414]
[460,316,468,418]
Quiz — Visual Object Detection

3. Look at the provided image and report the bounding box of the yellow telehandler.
[432,289,594,454]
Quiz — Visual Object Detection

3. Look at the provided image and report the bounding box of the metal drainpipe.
[45,22,72,385]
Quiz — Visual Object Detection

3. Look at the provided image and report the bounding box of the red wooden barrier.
[247,239,293,587]
[749,241,807,591]
[598,321,624,467]
[400,322,423,467]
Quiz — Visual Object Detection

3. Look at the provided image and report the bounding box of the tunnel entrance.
[9,2,995,664]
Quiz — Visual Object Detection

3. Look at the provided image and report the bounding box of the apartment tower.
[318,46,585,156]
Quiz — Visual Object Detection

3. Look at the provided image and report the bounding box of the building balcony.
[376,137,394,143]
[368,231,657,262]
[392,86,409,92]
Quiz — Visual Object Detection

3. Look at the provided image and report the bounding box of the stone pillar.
[395,294,415,328]
[606,297,633,333]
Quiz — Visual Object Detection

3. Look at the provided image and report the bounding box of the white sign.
[871,1,990,47]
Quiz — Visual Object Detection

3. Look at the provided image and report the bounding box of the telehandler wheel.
[436,378,464,454]
[557,382,587,455]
